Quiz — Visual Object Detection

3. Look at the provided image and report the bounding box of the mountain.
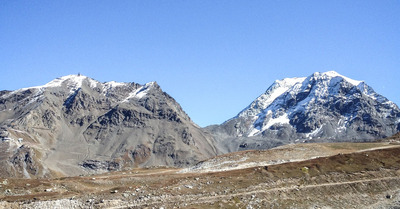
[1,72,399,178]
[0,75,220,178]
[206,71,400,152]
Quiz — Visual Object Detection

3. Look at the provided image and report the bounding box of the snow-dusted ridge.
[1,74,157,104]
[21,74,132,91]
[321,71,362,86]
[233,77,305,122]
[20,75,100,94]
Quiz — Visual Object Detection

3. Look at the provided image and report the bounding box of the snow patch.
[29,75,99,93]
[264,113,289,130]
[122,82,155,102]
[179,156,319,174]
[102,81,129,96]
[249,111,290,137]
[104,81,125,88]
[248,125,261,137]
[306,126,322,138]
[3,136,23,148]
[178,157,249,173]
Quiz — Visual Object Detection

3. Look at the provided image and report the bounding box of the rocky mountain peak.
[236,71,365,120]
[0,75,219,178]
[208,71,400,152]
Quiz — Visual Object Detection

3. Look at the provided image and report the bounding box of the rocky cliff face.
[206,71,400,152]
[0,75,220,178]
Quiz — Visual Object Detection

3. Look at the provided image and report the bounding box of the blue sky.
[1,1,399,127]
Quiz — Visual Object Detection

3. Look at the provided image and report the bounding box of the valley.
[1,140,400,208]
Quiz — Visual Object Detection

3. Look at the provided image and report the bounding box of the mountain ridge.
[0,72,399,178]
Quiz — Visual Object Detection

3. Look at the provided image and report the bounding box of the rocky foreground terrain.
[1,137,400,208]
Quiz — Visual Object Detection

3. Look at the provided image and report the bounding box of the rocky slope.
[1,141,400,209]
[0,75,220,178]
[206,71,400,152]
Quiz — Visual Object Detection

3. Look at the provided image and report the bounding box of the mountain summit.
[0,75,220,178]
[207,71,400,152]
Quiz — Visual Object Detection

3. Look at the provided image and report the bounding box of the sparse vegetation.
[1,142,400,208]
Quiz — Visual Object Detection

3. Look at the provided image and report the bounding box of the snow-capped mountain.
[206,71,400,152]
[0,75,220,178]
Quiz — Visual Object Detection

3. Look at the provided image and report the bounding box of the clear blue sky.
[1,1,399,127]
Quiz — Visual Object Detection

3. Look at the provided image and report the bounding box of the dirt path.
[106,175,400,208]
[356,144,400,152]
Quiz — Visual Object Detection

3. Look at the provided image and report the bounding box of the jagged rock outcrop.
[206,71,400,152]
[0,75,220,177]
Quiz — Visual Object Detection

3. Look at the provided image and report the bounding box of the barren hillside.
[1,142,400,208]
